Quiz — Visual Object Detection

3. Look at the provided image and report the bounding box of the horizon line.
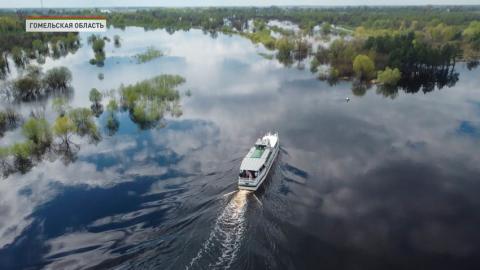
[2,4,480,9]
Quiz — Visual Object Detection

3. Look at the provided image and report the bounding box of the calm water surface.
[1,27,480,270]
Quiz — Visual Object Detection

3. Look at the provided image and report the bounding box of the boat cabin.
[239,140,271,180]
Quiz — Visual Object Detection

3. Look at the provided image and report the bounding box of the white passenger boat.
[238,132,279,191]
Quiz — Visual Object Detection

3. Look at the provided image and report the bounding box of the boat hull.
[238,138,279,191]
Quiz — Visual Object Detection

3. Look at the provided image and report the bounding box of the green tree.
[321,22,331,35]
[275,37,294,65]
[11,47,24,67]
[353,54,375,80]
[68,108,99,139]
[377,67,401,87]
[22,117,52,148]
[13,73,42,100]
[294,39,310,61]
[92,39,105,53]
[53,116,76,146]
[463,21,480,49]
[106,99,118,112]
[89,88,103,105]
[43,66,72,90]
[10,142,33,173]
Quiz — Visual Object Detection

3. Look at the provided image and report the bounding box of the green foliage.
[321,22,332,35]
[10,66,72,101]
[92,38,105,52]
[22,117,52,147]
[0,108,21,136]
[275,37,294,64]
[134,46,163,63]
[353,54,375,80]
[68,108,99,139]
[89,36,106,66]
[132,100,163,126]
[9,141,33,173]
[294,39,310,61]
[270,25,294,36]
[32,39,46,54]
[105,114,119,136]
[310,57,320,73]
[11,141,32,160]
[53,116,76,141]
[329,67,339,80]
[43,66,72,90]
[120,74,185,129]
[11,46,24,66]
[89,88,103,105]
[244,29,276,50]
[106,99,118,112]
[253,19,267,32]
[463,21,480,49]
[13,69,42,100]
[364,32,459,71]
[321,38,363,77]
[377,67,402,86]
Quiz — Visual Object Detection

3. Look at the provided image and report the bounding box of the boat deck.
[251,147,265,158]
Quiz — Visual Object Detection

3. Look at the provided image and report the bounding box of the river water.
[0,27,480,269]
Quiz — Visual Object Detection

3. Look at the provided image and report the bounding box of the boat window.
[239,170,256,179]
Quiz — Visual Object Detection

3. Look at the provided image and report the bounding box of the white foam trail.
[187,190,250,270]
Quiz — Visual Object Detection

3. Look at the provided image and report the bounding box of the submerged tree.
[89,88,104,117]
[377,67,401,87]
[114,35,121,48]
[13,66,43,100]
[89,88,103,106]
[53,116,76,148]
[43,66,72,90]
[0,108,21,137]
[68,108,100,141]
[275,37,294,65]
[353,54,375,80]
[293,39,310,62]
[11,47,25,67]
[119,74,185,129]
[105,99,119,136]
[90,37,106,66]
[21,117,52,154]
[10,142,33,174]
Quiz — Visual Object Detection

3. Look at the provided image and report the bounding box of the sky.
[1,0,479,8]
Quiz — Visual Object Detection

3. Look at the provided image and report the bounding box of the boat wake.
[187,190,250,269]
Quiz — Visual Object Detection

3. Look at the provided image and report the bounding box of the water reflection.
[0,27,479,270]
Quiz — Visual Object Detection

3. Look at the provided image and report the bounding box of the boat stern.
[238,178,259,191]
